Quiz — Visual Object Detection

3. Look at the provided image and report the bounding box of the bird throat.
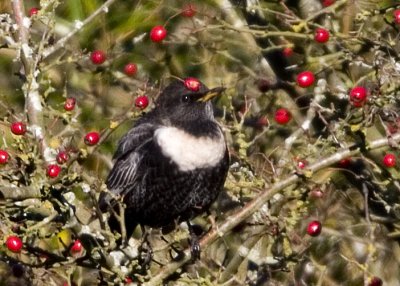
[155,126,226,172]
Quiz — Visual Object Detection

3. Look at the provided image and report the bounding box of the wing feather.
[99,122,156,211]
[113,122,155,160]
[106,152,140,190]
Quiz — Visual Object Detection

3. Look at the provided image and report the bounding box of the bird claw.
[138,238,153,269]
[190,239,201,260]
[187,222,202,260]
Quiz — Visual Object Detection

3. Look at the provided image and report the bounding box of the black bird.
[99,79,229,254]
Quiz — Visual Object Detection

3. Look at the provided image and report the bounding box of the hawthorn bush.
[1,0,400,285]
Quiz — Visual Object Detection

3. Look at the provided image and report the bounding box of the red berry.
[56,151,69,164]
[256,116,268,127]
[297,159,307,169]
[6,236,23,253]
[274,108,292,125]
[11,122,27,135]
[383,153,396,168]
[135,96,149,109]
[84,131,100,146]
[310,188,324,199]
[307,220,322,236]
[0,150,9,164]
[47,164,61,178]
[64,97,76,111]
[11,225,20,233]
[338,158,351,168]
[124,63,138,76]
[314,28,330,43]
[349,86,367,101]
[70,240,83,253]
[322,0,334,6]
[125,277,133,284]
[387,122,399,134]
[150,26,167,42]
[239,104,248,115]
[368,277,383,286]
[394,9,400,24]
[282,47,293,57]
[184,77,201,92]
[256,79,272,93]
[29,7,39,17]
[182,4,196,17]
[296,71,315,88]
[90,50,106,65]
[349,86,367,107]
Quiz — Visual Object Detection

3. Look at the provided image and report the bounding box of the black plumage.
[99,80,229,237]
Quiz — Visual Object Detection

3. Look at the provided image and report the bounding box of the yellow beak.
[196,87,226,102]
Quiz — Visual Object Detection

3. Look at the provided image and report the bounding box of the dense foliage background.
[1,0,400,285]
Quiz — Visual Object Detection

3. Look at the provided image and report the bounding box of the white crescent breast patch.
[154,126,226,172]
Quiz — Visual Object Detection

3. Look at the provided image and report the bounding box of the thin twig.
[218,233,261,283]
[25,212,58,232]
[275,96,322,174]
[42,0,118,59]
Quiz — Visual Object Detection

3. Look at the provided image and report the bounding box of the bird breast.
[154,126,226,172]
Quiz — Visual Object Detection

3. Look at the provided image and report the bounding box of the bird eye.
[182,94,191,102]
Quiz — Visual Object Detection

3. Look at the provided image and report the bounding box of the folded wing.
[99,122,156,211]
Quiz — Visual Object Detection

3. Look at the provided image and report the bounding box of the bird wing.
[100,122,156,209]
[111,122,155,161]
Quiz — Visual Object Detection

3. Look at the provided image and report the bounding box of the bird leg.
[187,222,201,260]
[117,202,127,245]
[137,226,153,268]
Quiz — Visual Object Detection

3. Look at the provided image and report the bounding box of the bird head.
[155,79,225,123]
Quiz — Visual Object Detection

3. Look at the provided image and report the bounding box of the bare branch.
[11,0,51,163]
